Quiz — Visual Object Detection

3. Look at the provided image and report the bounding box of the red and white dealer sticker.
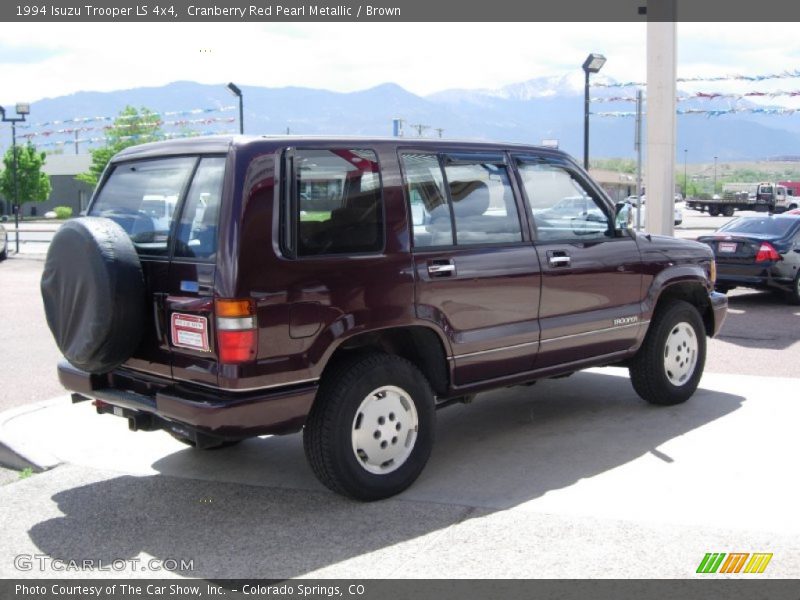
[170,313,210,352]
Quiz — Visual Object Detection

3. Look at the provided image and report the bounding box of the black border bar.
[2,580,800,600]
[3,0,800,22]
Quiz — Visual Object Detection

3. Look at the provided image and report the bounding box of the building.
[588,168,638,203]
[0,153,94,217]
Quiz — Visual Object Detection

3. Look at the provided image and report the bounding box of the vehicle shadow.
[715,289,800,350]
[27,370,744,578]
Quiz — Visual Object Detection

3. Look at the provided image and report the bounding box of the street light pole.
[0,102,30,254]
[227,82,244,134]
[582,53,606,170]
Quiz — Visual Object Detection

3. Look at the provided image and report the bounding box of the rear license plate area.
[718,242,737,253]
[170,313,210,352]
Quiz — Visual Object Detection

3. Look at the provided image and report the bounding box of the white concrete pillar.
[646,15,677,236]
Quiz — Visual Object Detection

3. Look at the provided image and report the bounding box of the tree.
[76,105,162,186]
[0,143,52,210]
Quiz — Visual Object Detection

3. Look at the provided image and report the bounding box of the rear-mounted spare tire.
[41,217,146,374]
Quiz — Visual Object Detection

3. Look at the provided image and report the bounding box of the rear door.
[88,155,227,385]
[89,156,198,379]
[513,154,644,370]
[164,156,227,387]
[402,150,541,386]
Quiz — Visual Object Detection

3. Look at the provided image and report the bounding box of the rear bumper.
[709,291,728,336]
[716,264,793,292]
[58,361,316,441]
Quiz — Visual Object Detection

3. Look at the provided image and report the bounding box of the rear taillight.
[755,242,780,263]
[215,298,258,363]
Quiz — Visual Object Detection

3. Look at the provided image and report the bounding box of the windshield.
[718,216,799,237]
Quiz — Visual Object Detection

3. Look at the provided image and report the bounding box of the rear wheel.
[629,300,706,405]
[708,206,720,216]
[304,353,435,501]
[722,205,735,217]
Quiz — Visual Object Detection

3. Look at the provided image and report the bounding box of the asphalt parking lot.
[0,208,798,579]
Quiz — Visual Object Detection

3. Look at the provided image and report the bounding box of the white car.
[625,195,683,227]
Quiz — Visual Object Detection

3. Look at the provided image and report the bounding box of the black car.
[698,214,800,303]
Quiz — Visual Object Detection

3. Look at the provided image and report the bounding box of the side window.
[400,153,451,247]
[291,149,383,256]
[517,162,610,242]
[443,158,522,245]
[174,157,226,260]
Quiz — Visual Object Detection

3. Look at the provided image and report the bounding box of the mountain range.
[5,75,800,163]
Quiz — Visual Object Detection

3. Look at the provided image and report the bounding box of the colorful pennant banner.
[592,69,800,88]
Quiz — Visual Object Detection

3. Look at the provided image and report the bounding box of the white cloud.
[0,22,799,105]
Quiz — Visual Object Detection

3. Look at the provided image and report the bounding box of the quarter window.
[290,149,384,256]
[518,162,610,241]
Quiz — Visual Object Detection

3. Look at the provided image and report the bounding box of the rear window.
[89,156,225,259]
[719,216,799,237]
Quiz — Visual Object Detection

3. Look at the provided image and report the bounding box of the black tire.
[789,273,800,305]
[714,285,732,294]
[629,300,706,406]
[708,206,721,217]
[722,205,735,217]
[303,353,435,501]
[41,217,146,374]
[0,246,6,261]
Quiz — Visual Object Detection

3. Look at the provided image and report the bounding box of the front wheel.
[722,205,735,217]
[629,300,706,405]
[304,353,435,501]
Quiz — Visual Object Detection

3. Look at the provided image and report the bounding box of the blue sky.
[1,23,799,105]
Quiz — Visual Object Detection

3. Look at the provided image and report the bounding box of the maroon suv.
[41,136,727,500]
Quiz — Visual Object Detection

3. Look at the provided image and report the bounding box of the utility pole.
[410,123,429,137]
[713,155,718,195]
[434,128,444,138]
[683,148,688,199]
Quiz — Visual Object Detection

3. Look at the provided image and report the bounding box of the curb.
[0,396,67,472]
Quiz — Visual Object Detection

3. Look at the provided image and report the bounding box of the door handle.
[428,261,456,277]
[548,255,571,267]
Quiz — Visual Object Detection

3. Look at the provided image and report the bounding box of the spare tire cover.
[41,217,146,374]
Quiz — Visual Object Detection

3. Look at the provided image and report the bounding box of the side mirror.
[615,201,633,231]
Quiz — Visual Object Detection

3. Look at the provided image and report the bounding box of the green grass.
[18,468,34,480]
[299,211,331,222]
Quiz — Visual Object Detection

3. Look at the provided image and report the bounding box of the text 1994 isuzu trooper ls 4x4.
[41,136,727,500]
